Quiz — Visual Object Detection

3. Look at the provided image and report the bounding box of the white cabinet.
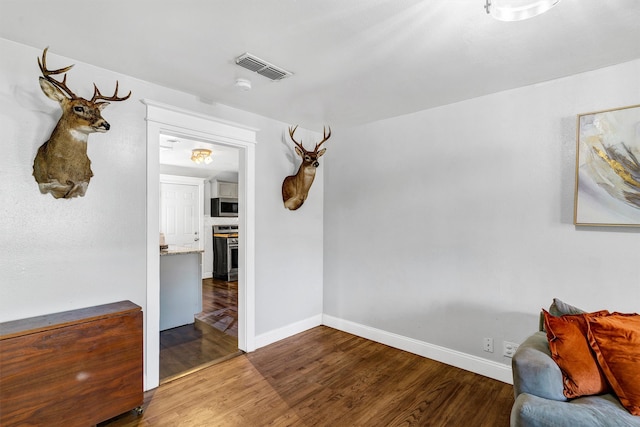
[211,180,238,198]
[159,251,203,331]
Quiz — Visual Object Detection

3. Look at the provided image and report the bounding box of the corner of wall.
[254,314,323,350]
[322,314,513,384]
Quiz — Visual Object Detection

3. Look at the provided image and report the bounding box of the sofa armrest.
[512,331,566,402]
[512,393,640,427]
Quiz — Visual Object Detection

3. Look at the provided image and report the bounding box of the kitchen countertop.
[160,245,205,256]
[213,233,239,238]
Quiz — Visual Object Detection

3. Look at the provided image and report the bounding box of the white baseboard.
[252,313,512,384]
[322,314,513,384]
[254,314,323,349]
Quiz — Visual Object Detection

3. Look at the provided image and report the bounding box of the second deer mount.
[33,47,131,199]
[282,125,332,211]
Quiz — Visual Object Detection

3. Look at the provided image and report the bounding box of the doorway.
[158,145,241,382]
[144,100,257,391]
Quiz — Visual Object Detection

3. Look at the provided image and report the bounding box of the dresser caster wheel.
[134,406,144,416]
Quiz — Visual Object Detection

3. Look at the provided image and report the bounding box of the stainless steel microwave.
[211,198,238,217]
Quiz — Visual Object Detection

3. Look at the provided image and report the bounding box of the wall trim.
[322,314,513,384]
[142,99,257,391]
[253,313,512,384]
[254,314,323,349]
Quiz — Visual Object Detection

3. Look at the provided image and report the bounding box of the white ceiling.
[2,0,640,132]
[158,133,239,180]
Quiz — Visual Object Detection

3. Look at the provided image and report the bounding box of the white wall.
[323,59,640,373]
[0,38,323,346]
[4,35,639,386]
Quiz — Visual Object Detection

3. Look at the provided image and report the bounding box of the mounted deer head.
[282,125,331,210]
[33,47,131,199]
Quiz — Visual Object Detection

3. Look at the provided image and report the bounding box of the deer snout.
[313,161,320,167]
[94,121,110,132]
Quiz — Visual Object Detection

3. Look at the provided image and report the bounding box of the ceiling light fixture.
[191,148,213,164]
[484,0,561,21]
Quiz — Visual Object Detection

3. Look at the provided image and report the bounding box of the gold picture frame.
[574,104,640,226]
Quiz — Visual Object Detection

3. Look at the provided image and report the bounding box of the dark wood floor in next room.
[160,278,240,382]
[102,326,514,426]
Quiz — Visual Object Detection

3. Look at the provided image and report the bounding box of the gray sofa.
[510,330,640,427]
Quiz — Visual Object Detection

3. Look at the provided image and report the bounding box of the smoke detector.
[235,78,252,91]
[235,53,293,81]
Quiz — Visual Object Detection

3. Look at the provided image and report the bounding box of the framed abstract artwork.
[574,104,640,226]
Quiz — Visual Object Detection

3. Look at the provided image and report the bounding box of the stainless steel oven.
[212,225,238,281]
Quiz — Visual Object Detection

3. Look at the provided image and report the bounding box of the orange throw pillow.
[543,309,611,398]
[587,313,640,416]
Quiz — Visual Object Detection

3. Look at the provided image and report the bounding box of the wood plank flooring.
[195,278,238,337]
[101,326,514,426]
[159,321,242,382]
[160,278,239,382]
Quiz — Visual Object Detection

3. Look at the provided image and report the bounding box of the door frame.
[143,99,257,390]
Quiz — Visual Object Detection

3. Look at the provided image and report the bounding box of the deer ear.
[317,148,327,157]
[39,77,67,103]
[96,102,110,111]
[295,146,303,157]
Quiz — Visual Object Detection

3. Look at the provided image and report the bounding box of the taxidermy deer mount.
[33,47,131,199]
[282,125,331,210]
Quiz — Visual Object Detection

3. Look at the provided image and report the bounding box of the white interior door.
[161,182,199,248]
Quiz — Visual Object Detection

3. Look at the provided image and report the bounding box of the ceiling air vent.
[235,53,293,81]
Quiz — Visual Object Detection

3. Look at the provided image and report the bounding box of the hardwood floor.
[160,278,239,382]
[195,278,238,337]
[159,321,242,382]
[101,326,514,426]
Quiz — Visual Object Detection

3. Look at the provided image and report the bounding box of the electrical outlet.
[503,341,519,358]
[483,337,494,353]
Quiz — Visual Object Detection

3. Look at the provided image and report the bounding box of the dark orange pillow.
[543,309,611,398]
[587,313,640,416]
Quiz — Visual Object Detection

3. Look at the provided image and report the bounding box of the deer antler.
[289,125,332,151]
[38,47,77,99]
[315,126,332,150]
[288,125,305,151]
[90,81,131,103]
[38,47,131,103]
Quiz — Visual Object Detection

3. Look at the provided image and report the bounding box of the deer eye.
[73,106,85,113]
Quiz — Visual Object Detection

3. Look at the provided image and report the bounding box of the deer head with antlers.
[33,47,131,199]
[282,125,331,210]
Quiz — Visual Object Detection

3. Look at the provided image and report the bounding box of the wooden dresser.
[0,301,143,426]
